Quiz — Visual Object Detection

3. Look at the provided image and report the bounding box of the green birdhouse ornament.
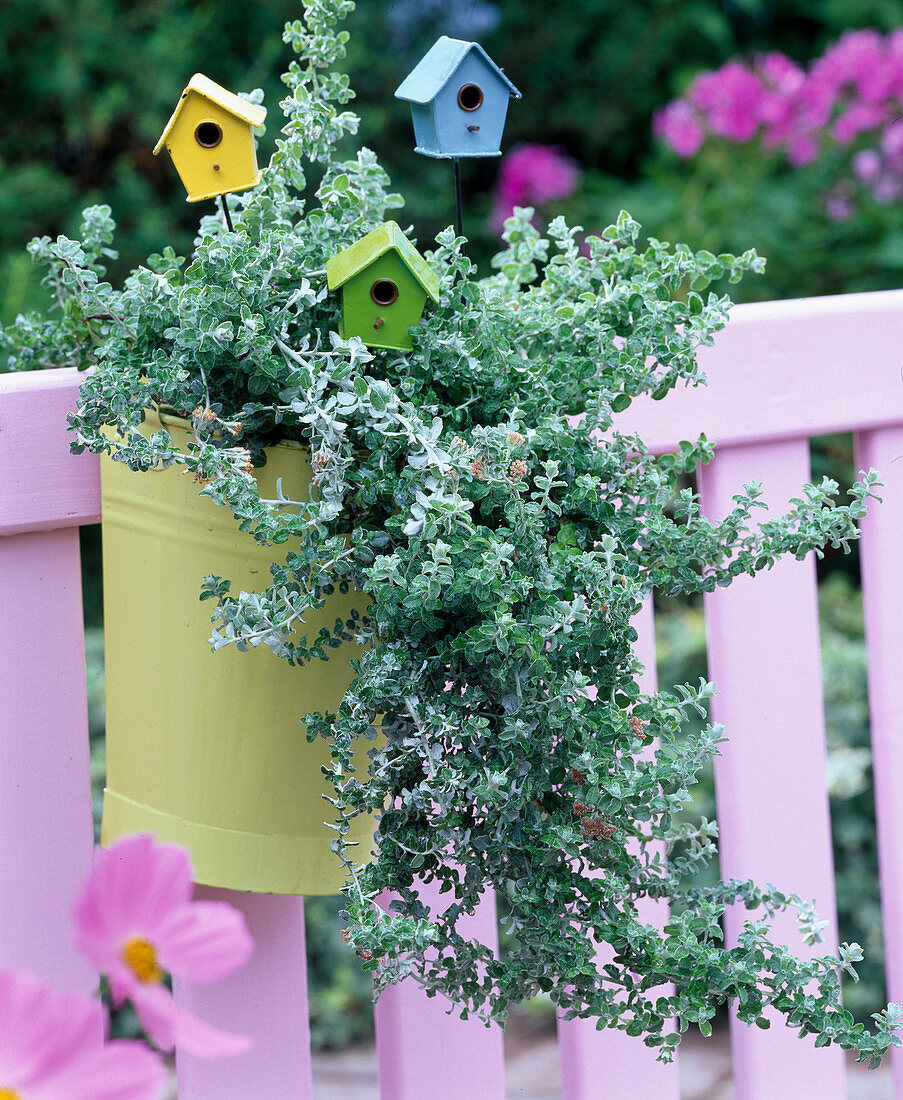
[326,222,441,351]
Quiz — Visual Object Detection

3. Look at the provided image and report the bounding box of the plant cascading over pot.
[6,0,899,1066]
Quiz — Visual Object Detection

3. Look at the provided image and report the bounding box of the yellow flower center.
[0,1089,23,1099]
[121,937,164,983]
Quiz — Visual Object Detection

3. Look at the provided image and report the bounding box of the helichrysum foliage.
[5,0,899,1065]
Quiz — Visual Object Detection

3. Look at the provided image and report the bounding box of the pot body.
[100,411,374,894]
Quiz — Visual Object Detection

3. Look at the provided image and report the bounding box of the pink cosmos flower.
[0,968,164,1100]
[74,833,254,1059]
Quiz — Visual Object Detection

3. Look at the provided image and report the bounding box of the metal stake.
[453,158,464,239]
[220,194,234,233]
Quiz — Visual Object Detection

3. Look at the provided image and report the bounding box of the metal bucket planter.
[100,410,374,894]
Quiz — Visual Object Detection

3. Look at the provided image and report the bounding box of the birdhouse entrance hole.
[457,83,483,111]
[370,279,399,306]
[194,121,224,148]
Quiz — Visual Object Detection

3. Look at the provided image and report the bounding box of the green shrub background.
[4,0,901,319]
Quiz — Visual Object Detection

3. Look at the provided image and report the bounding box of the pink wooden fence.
[1,287,902,1098]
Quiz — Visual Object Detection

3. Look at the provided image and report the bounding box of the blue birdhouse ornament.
[395,36,521,159]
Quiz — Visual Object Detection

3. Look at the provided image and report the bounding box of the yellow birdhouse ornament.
[154,73,266,203]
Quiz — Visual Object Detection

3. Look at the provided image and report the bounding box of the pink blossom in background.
[784,132,819,166]
[824,187,855,222]
[833,101,887,143]
[757,51,806,94]
[653,100,705,158]
[853,148,882,182]
[0,968,164,1100]
[74,833,254,1060]
[881,119,903,161]
[844,120,903,204]
[653,28,903,208]
[810,28,886,102]
[888,28,903,97]
[491,143,579,230]
[873,174,903,203]
[688,61,766,141]
[757,53,805,146]
[795,68,835,132]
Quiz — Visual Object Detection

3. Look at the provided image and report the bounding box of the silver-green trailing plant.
[4,0,900,1065]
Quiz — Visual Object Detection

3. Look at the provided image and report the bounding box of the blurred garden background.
[3,0,899,1054]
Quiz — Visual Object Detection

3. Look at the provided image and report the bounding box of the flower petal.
[74,834,194,972]
[30,1039,166,1100]
[155,901,254,983]
[128,983,175,1053]
[131,983,253,1059]
[0,969,103,1089]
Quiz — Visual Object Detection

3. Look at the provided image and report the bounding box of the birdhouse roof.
[153,74,267,155]
[394,36,521,105]
[326,222,441,303]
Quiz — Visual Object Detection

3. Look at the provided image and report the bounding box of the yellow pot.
[100,410,375,894]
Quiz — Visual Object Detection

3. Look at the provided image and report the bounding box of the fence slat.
[374,884,506,1100]
[557,595,680,1099]
[855,425,903,1098]
[173,889,314,1099]
[699,439,845,1100]
[0,527,96,995]
[4,315,903,1097]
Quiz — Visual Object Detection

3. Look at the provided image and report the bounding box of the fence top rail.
[0,368,100,536]
[3,286,903,533]
[618,287,903,453]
